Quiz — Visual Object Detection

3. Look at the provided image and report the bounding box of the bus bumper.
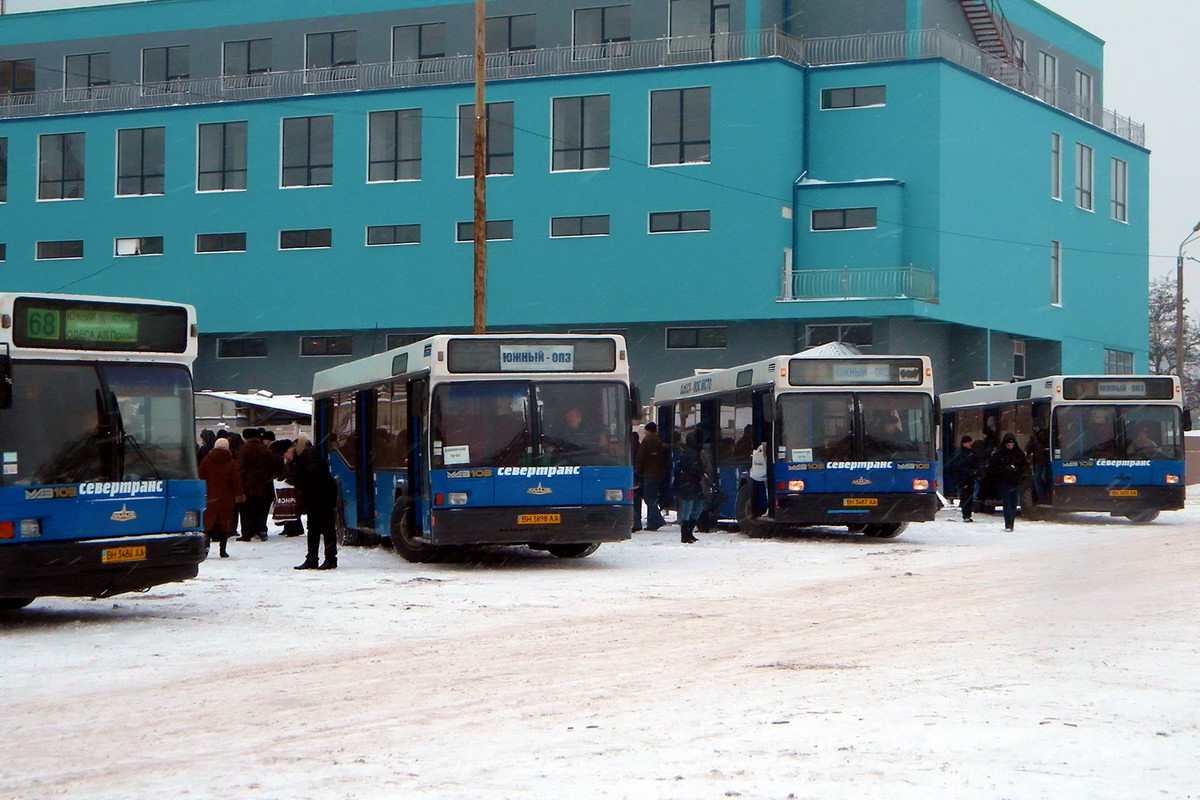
[774,493,940,525]
[0,532,209,599]
[1049,485,1185,513]
[429,506,634,546]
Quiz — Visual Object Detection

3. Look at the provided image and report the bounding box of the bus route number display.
[500,344,574,371]
[788,358,925,386]
[26,308,139,345]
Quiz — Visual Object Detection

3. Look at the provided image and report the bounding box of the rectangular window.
[393,23,446,63]
[1012,339,1026,380]
[197,232,246,253]
[0,138,7,203]
[1037,51,1057,103]
[574,5,631,57]
[649,210,709,233]
[217,337,267,358]
[367,224,421,245]
[806,323,873,348]
[36,240,84,259]
[386,332,432,350]
[0,59,35,98]
[456,220,513,241]
[1075,143,1094,211]
[1074,70,1094,121]
[551,215,610,237]
[552,95,610,171]
[0,244,6,261]
[1012,37,1026,68]
[457,102,514,177]
[115,236,163,256]
[38,132,85,200]
[368,109,421,182]
[117,127,165,196]
[669,0,729,49]
[820,85,885,109]
[306,31,357,81]
[282,116,333,187]
[811,207,876,231]
[280,228,332,249]
[666,326,727,349]
[1111,158,1128,222]
[301,335,353,356]
[143,45,190,92]
[650,87,710,165]
[198,121,248,191]
[223,38,272,85]
[486,14,536,54]
[1050,240,1062,306]
[64,52,110,92]
[1050,132,1061,200]
[1104,348,1134,375]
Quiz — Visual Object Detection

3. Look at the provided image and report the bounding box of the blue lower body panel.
[429,505,633,546]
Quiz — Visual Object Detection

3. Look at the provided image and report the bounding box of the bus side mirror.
[0,353,11,409]
[629,384,641,420]
[1184,408,1193,432]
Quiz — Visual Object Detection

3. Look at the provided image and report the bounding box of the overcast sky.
[5,0,1194,290]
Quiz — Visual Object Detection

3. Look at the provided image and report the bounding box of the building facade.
[0,0,1149,396]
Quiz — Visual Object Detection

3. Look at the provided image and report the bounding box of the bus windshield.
[0,362,196,485]
[431,380,630,469]
[777,392,935,462]
[1053,404,1183,461]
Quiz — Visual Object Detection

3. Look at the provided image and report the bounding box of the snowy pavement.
[2,495,1199,799]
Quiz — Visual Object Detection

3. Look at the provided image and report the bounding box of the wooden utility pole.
[472,0,488,334]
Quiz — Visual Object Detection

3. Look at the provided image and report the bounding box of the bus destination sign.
[447,338,617,373]
[788,358,925,387]
[29,309,140,344]
[12,297,189,353]
[1062,377,1174,401]
[499,344,575,371]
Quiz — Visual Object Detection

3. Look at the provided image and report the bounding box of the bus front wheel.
[546,543,600,559]
[392,506,441,563]
[0,598,34,610]
[1125,509,1160,523]
[735,481,770,538]
[862,523,907,538]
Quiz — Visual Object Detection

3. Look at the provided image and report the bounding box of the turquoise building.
[0,0,1148,395]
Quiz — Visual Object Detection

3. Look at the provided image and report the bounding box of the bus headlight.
[1062,474,1077,484]
[448,492,469,506]
[605,489,624,502]
[912,479,930,491]
[787,480,805,492]
[182,511,201,529]
[1166,474,1180,484]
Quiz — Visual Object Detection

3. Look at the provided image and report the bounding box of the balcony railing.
[0,27,1143,145]
[781,267,938,303]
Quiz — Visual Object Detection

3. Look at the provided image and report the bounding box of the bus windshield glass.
[0,362,196,485]
[431,381,630,469]
[777,392,934,462]
[1053,404,1183,461]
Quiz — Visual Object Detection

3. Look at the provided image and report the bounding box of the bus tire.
[0,598,34,610]
[1125,509,1159,523]
[736,480,770,538]
[392,506,441,563]
[546,543,600,559]
[862,523,907,538]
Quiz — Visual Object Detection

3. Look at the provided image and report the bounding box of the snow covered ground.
[2,493,1199,800]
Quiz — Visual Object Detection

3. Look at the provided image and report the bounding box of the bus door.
[355,389,376,532]
[371,381,411,539]
[714,392,753,519]
[753,390,774,516]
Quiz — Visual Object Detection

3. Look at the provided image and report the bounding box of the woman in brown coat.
[199,438,245,557]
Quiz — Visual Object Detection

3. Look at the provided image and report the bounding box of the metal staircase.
[957,0,1012,62]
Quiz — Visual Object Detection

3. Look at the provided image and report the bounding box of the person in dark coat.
[198,438,244,557]
[985,432,1030,532]
[286,434,340,570]
[946,434,981,522]
[629,430,643,532]
[1025,424,1051,503]
[196,428,216,463]
[635,422,669,531]
[237,428,278,542]
[269,437,305,537]
[674,431,706,543]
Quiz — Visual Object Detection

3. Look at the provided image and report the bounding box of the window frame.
[550,215,610,238]
[222,38,272,83]
[572,5,632,58]
[299,335,354,357]
[810,207,877,231]
[366,224,421,246]
[1075,142,1094,211]
[649,86,711,166]
[457,101,515,178]
[196,232,247,254]
[114,236,164,257]
[279,228,333,250]
[64,52,111,93]
[197,121,248,192]
[551,94,611,172]
[116,126,165,197]
[819,85,886,110]
[35,239,84,260]
[37,132,85,201]
[367,108,422,183]
[1050,132,1062,201]
[649,210,710,234]
[456,220,514,242]
[1111,157,1128,223]
[281,115,334,188]
[304,30,358,82]
[665,326,728,350]
[141,45,190,93]
[1050,239,1063,307]
[217,337,268,359]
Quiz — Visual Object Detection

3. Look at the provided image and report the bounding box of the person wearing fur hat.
[199,438,244,557]
[284,434,340,570]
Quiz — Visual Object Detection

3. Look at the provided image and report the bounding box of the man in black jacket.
[986,432,1030,532]
[947,435,981,522]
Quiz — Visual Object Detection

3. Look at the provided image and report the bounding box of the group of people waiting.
[945,425,1044,532]
[196,427,339,570]
[632,422,715,544]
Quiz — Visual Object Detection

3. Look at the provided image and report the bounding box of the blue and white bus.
[939,375,1189,522]
[0,293,208,610]
[652,345,939,538]
[312,334,635,561]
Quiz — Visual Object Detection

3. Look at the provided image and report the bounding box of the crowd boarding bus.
[651,346,939,538]
[0,293,208,609]
[311,334,635,562]
[939,375,1189,522]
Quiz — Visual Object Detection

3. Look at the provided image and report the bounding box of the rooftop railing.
[0,27,1143,145]
[781,267,939,303]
